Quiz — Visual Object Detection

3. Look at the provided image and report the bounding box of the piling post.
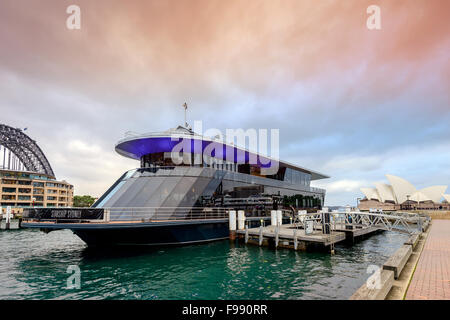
[229,210,236,240]
[276,210,282,226]
[245,224,249,243]
[275,226,279,248]
[270,210,277,226]
[6,206,11,230]
[259,226,263,246]
[237,210,245,230]
[294,229,298,250]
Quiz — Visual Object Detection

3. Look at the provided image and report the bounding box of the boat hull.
[22,219,230,246]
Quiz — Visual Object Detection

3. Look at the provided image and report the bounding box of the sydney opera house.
[359,174,450,211]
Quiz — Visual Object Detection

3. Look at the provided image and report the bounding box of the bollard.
[237,210,245,230]
[276,210,282,226]
[271,210,277,226]
[229,210,236,240]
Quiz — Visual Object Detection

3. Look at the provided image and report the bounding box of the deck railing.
[105,207,231,222]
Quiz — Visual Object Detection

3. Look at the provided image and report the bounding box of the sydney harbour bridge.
[0,123,55,178]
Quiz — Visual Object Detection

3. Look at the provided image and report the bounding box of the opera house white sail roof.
[443,194,450,203]
[361,175,448,204]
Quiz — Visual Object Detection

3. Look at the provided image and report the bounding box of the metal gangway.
[293,210,430,235]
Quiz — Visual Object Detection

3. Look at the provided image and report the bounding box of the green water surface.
[0,228,407,299]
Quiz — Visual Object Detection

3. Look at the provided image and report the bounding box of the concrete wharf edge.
[383,245,412,280]
[349,270,395,300]
[351,222,431,300]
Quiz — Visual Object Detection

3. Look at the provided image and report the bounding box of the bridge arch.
[0,124,55,178]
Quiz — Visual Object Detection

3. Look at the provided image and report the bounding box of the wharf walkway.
[405,220,450,300]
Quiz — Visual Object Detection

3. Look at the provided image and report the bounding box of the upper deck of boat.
[115,126,329,181]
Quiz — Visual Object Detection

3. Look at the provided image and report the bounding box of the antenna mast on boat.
[183,102,189,128]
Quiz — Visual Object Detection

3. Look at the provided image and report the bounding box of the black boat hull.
[22,219,230,246]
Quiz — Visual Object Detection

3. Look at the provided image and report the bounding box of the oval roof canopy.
[115,126,329,181]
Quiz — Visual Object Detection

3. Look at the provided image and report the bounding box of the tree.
[73,195,96,207]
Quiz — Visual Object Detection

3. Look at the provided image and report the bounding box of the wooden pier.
[237,224,345,250]
[236,223,382,251]
[229,209,427,252]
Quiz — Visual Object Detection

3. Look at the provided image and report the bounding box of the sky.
[0,0,449,206]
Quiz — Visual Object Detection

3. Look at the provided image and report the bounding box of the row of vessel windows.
[139,152,311,186]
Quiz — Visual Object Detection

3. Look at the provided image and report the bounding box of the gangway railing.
[293,211,429,235]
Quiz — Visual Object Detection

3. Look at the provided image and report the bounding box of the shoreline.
[350,220,431,300]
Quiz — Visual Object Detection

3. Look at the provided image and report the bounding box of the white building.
[359,174,449,211]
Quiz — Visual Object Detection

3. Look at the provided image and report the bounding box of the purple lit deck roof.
[115,129,329,180]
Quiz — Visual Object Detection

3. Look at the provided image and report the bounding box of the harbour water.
[0,228,408,300]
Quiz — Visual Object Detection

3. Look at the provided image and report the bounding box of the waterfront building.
[0,169,73,208]
[0,124,74,210]
[359,174,449,211]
